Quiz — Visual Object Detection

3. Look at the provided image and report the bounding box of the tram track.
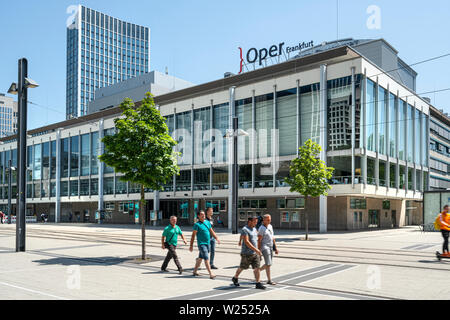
[0,227,447,272]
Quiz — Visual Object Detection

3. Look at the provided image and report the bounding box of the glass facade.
[67,6,150,119]
[377,86,386,155]
[389,93,396,157]
[366,79,376,151]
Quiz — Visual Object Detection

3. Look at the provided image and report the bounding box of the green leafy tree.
[285,139,334,240]
[100,93,179,260]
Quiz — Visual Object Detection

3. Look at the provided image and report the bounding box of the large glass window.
[42,142,50,180]
[194,168,210,191]
[415,109,421,165]
[212,167,228,190]
[61,138,69,178]
[70,136,79,177]
[389,93,397,157]
[236,98,252,160]
[276,161,291,187]
[212,103,228,164]
[70,180,79,196]
[80,179,89,196]
[176,170,191,191]
[327,77,352,151]
[115,177,127,194]
[194,107,211,164]
[378,86,387,154]
[255,93,274,159]
[301,83,320,145]
[408,167,413,190]
[175,111,192,166]
[379,161,386,187]
[91,132,99,175]
[103,177,114,194]
[422,114,428,166]
[50,141,56,179]
[328,156,352,184]
[407,104,414,162]
[81,133,90,176]
[33,144,42,181]
[61,181,68,197]
[277,89,297,156]
[255,163,273,188]
[399,165,406,189]
[104,129,115,173]
[91,179,98,195]
[366,79,376,151]
[398,100,406,160]
[239,164,252,189]
[367,158,375,185]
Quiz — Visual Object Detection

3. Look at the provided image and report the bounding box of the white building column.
[228,86,236,231]
[319,64,327,233]
[55,129,61,223]
[98,119,104,212]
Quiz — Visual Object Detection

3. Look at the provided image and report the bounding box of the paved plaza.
[0,223,448,300]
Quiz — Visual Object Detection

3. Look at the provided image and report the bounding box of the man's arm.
[210,228,220,244]
[273,238,278,254]
[180,233,187,245]
[244,235,261,255]
[257,235,263,250]
[189,230,197,252]
[161,236,166,249]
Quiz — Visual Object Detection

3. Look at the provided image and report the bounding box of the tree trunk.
[305,197,309,241]
[140,184,146,260]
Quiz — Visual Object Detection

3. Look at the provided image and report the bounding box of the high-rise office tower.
[0,94,18,138]
[66,5,150,119]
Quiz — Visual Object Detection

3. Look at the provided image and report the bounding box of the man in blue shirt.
[161,215,187,274]
[189,210,220,279]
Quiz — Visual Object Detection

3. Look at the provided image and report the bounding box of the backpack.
[256,216,263,229]
[434,214,441,231]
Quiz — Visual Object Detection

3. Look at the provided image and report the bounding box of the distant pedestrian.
[69,212,73,222]
[437,205,450,256]
[231,217,266,290]
[258,214,279,285]
[161,215,187,274]
[0,211,4,224]
[206,207,218,269]
[189,210,220,279]
[40,213,46,223]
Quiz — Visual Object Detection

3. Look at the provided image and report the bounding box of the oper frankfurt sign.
[238,40,314,74]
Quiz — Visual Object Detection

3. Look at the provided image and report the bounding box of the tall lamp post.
[224,117,249,234]
[7,58,38,252]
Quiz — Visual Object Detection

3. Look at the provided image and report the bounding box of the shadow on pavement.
[32,256,131,266]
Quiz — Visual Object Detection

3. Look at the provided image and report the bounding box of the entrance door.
[391,210,397,228]
[368,210,379,228]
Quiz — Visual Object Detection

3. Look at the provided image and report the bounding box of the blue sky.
[1,0,450,130]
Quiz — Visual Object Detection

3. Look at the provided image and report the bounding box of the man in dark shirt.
[231,217,266,290]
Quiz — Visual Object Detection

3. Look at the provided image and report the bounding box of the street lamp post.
[7,58,38,252]
[224,116,249,234]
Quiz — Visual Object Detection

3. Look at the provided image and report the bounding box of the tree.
[285,139,334,240]
[99,93,179,260]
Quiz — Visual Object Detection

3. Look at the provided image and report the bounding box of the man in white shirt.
[258,214,279,285]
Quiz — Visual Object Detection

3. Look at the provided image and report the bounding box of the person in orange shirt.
[439,205,450,256]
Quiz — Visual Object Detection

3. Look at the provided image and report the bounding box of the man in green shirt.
[190,210,220,279]
[161,215,187,274]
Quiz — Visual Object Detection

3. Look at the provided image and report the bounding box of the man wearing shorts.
[189,210,220,279]
[258,214,279,285]
[231,217,266,290]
